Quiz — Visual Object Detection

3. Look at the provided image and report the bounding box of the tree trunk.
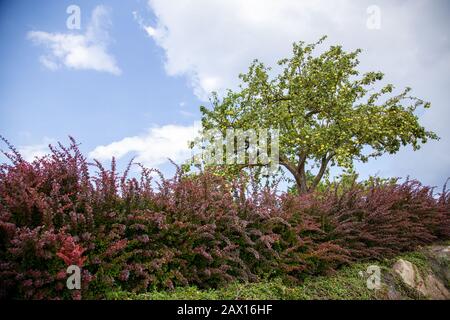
[292,171,308,194]
[280,153,333,195]
[280,155,308,194]
[297,162,308,194]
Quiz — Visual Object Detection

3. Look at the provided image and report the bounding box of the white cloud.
[133,11,158,38]
[18,138,56,162]
[179,110,195,117]
[141,0,449,100]
[89,122,201,168]
[28,5,121,75]
[137,0,450,185]
[39,55,59,71]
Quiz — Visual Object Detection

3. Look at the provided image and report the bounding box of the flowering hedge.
[0,137,448,299]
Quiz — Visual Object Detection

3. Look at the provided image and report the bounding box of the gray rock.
[392,250,450,300]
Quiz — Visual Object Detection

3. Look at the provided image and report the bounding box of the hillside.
[109,244,450,300]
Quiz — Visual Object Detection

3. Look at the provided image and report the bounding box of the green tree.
[198,37,438,194]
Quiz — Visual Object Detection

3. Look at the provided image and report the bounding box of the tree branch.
[280,154,308,193]
[310,152,335,190]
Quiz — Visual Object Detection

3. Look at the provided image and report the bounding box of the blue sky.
[0,1,199,157]
[1,0,449,188]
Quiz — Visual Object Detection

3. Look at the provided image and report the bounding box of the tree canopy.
[198,36,438,193]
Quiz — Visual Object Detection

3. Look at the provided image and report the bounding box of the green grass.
[107,262,383,300]
[107,245,450,300]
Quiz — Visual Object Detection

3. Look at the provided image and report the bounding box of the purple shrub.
[0,136,448,299]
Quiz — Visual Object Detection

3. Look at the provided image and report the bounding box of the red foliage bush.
[0,136,448,299]
[57,234,87,267]
[283,180,450,261]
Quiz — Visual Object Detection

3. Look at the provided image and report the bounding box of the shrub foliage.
[0,137,448,299]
